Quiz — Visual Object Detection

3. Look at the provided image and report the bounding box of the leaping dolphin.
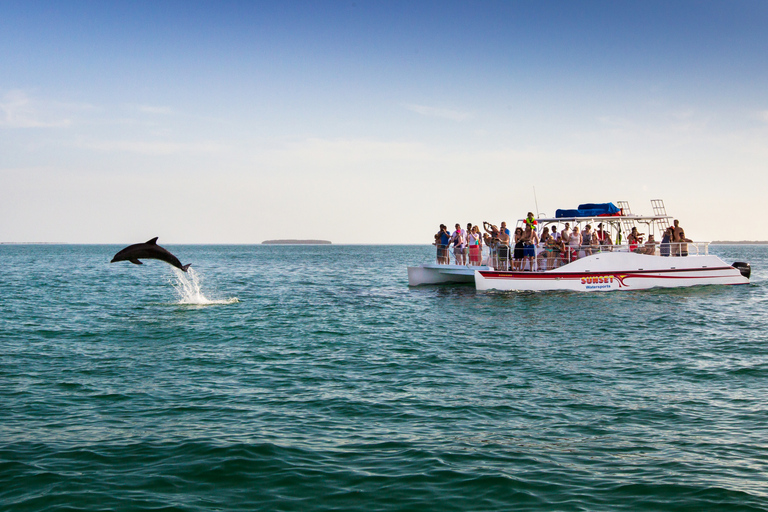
[111,237,191,272]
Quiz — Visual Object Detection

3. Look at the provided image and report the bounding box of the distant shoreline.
[261,239,332,245]
[710,241,768,245]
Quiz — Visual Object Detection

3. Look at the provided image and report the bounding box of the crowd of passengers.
[434,214,693,269]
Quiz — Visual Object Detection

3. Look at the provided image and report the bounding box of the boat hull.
[408,264,490,286]
[475,252,749,292]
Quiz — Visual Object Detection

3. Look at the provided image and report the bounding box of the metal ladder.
[616,201,634,244]
[650,199,669,237]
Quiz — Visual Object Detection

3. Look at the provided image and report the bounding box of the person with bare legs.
[434,224,451,264]
[451,223,466,265]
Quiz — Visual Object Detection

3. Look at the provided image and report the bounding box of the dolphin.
[111,237,191,272]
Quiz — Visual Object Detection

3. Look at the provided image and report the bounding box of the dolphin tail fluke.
[181,264,191,272]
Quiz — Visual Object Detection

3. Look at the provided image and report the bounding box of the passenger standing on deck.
[671,219,684,256]
[581,224,596,256]
[483,221,500,265]
[483,221,500,242]
[522,223,537,270]
[525,212,537,231]
[560,223,571,244]
[465,223,473,264]
[497,225,511,270]
[435,224,451,264]
[568,227,582,262]
[451,223,466,265]
[512,227,524,270]
[468,225,482,265]
[500,221,511,237]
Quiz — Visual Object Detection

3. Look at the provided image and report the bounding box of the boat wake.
[170,268,239,305]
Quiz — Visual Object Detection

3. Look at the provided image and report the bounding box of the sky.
[1,0,767,243]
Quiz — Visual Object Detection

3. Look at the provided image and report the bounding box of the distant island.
[262,239,331,245]
[711,241,768,245]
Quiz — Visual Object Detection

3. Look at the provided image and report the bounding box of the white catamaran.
[409,200,751,292]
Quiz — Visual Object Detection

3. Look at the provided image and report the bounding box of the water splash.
[171,267,239,305]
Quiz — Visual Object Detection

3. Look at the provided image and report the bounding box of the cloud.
[79,139,226,155]
[404,103,473,121]
[258,137,616,178]
[136,105,173,115]
[0,90,72,128]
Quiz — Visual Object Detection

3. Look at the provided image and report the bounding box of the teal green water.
[1,244,767,511]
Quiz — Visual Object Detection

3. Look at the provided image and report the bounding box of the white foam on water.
[171,267,239,305]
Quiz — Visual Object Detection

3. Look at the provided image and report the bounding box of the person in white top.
[568,227,582,262]
[550,225,560,241]
[467,225,482,265]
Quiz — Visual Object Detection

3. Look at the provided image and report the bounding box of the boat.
[408,200,751,291]
[474,200,751,292]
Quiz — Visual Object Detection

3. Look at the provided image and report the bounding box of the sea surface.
[1,244,767,511]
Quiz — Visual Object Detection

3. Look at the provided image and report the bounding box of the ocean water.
[1,244,767,511]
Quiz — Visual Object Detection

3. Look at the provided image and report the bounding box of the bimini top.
[555,202,621,218]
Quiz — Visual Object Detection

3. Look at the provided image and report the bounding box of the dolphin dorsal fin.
[146,237,159,245]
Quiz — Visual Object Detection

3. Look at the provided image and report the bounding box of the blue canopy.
[555,202,621,218]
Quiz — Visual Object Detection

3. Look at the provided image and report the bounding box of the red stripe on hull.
[479,267,733,281]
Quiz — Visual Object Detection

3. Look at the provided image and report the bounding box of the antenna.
[533,187,540,217]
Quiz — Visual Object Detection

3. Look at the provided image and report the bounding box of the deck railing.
[434,241,709,271]
[434,244,492,267]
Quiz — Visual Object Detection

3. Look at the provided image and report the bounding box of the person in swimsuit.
[628,227,644,252]
[642,234,657,255]
[483,221,499,241]
[522,224,537,270]
[671,220,684,256]
[512,227,524,270]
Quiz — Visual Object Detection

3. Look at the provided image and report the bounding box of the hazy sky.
[2,0,767,243]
